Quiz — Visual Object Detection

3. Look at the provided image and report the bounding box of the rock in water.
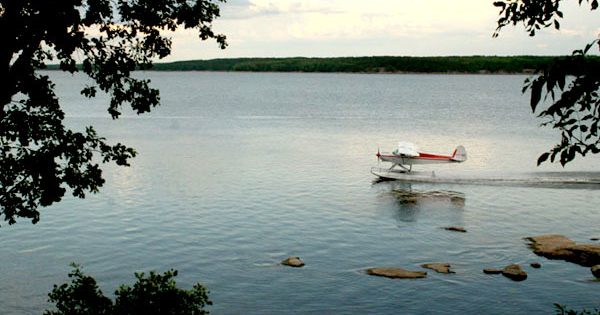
[530,262,542,268]
[281,256,305,267]
[444,226,467,233]
[366,267,427,279]
[421,263,454,274]
[502,264,527,281]
[592,265,600,279]
[483,268,503,274]
[526,234,576,253]
[526,234,600,267]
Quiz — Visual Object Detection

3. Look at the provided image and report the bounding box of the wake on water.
[371,168,600,189]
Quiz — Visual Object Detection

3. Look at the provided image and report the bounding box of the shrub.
[45,263,211,315]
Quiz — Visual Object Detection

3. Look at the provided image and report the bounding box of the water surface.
[1,72,599,314]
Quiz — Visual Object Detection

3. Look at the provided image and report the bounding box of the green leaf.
[493,1,507,8]
[537,152,550,165]
[530,79,544,112]
[557,75,565,90]
[583,40,597,54]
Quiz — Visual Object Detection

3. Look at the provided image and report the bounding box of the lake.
[1,72,599,314]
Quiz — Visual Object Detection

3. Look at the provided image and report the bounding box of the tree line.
[49,56,577,74]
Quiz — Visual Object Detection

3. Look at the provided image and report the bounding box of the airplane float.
[371,141,467,180]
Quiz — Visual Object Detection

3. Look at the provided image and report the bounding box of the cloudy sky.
[163,0,600,61]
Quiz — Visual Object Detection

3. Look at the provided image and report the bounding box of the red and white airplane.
[374,141,467,174]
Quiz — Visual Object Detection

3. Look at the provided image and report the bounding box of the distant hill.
[46,56,594,74]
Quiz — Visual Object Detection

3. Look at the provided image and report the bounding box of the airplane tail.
[451,145,467,162]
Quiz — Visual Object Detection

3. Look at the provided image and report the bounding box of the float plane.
[372,141,467,179]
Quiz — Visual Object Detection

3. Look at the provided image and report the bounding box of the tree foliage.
[0,0,226,226]
[554,303,600,315]
[45,263,211,315]
[494,0,600,165]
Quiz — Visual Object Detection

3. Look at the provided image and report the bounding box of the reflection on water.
[392,189,465,207]
[374,180,466,223]
[372,170,600,189]
[391,189,465,223]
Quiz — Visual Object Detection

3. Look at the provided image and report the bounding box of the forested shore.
[45,55,599,74]
[147,56,560,74]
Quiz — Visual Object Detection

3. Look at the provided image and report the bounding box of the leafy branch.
[493,0,600,165]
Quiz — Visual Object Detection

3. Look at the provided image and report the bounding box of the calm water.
[1,72,599,314]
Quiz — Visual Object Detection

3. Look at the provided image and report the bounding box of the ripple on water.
[2,72,600,314]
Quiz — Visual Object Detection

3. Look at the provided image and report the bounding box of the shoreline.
[44,55,581,74]
[42,68,537,75]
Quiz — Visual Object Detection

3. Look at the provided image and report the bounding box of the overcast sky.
[162,0,600,61]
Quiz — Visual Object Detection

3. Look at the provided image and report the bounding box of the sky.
[162,0,600,61]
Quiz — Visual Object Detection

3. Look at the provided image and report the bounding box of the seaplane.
[371,141,467,180]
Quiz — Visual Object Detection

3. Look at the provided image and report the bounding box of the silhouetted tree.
[45,264,211,315]
[494,0,600,165]
[0,0,226,225]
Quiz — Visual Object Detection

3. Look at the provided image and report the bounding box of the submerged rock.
[421,263,454,274]
[483,268,503,274]
[502,264,527,281]
[592,265,600,279]
[526,234,600,267]
[530,262,542,269]
[281,256,305,267]
[444,226,467,233]
[366,267,427,279]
